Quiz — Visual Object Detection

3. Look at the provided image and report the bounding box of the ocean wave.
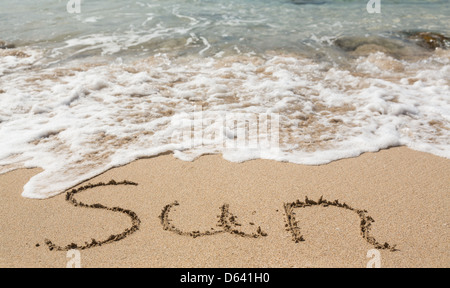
[0,49,449,198]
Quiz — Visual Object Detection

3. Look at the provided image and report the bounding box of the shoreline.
[1,147,449,268]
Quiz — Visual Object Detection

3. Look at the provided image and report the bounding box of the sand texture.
[0,147,449,268]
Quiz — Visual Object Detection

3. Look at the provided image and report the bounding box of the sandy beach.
[0,147,448,268]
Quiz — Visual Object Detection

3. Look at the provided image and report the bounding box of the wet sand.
[0,147,449,268]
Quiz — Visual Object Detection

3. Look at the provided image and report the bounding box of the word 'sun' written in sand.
[42,180,397,252]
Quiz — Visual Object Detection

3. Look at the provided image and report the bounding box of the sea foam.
[0,48,449,199]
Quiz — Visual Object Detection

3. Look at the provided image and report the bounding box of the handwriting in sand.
[42,180,397,252]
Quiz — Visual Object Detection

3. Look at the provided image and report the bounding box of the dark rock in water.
[334,36,404,53]
[406,32,450,50]
[0,41,16,49]
[332,35,433,60]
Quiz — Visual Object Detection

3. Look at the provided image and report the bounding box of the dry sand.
[0,147,449,268]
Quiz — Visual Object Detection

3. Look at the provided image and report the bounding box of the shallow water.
[0,0,449,198]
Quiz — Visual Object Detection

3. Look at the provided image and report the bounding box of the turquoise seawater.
[1,0,449,62]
